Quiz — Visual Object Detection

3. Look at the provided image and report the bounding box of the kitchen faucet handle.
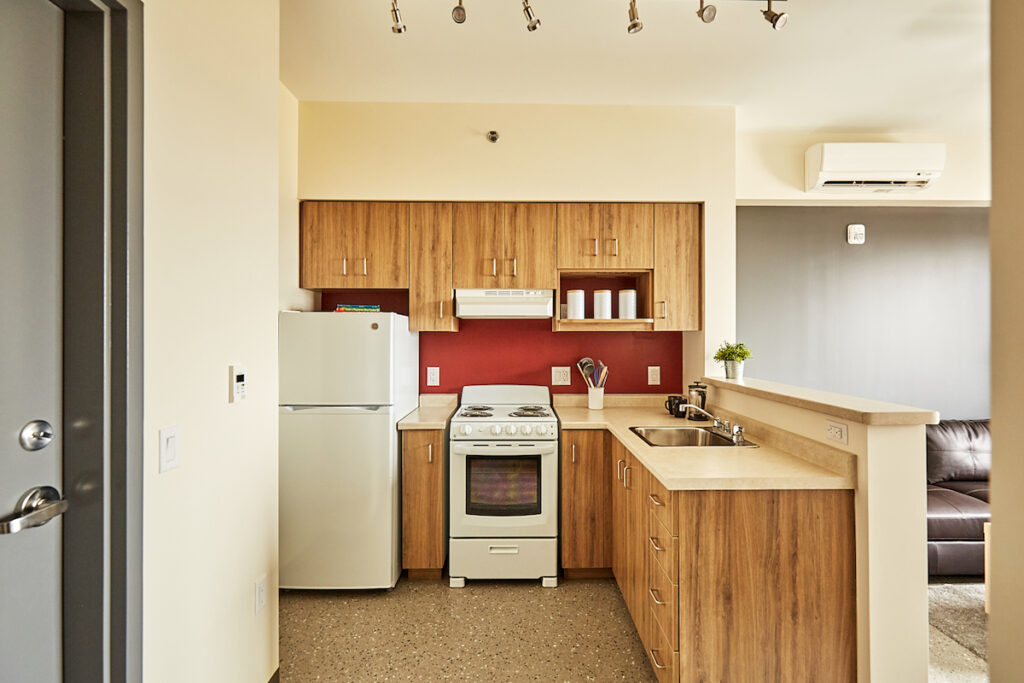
[732,424,746,444]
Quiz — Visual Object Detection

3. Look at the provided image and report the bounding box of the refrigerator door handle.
[280,405,387,415]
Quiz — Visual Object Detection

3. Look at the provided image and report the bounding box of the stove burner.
[510,410,551,418]
[518,406,546,412]
[460,410,493,418]
[464,405,493,412]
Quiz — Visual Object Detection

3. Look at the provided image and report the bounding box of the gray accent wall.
[737,206,990,419]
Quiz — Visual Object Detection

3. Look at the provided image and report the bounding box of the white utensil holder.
[587,387,605,410]
[594,290,612,319]
[618,289,637,319]
[567,290,585,319]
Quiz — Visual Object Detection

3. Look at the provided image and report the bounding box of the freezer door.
[279,406,400,589]
[279,312,396,406]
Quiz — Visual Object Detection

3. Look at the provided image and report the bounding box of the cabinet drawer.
[648,552,678,651]
[648,512,679,583]
[646,474,677,536]
[646,614,678,683]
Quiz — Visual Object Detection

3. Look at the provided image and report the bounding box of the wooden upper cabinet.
[503,203,557,289]
[561,430,612,569]
[604,203,654,269]
[409,203,458,332]
[299,201,409,290]
[557,203,603,269]
[453,202,503,289]
[401,430,447,571]
[654,203,702,331]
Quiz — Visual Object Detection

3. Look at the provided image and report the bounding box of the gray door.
[0,0,66,680]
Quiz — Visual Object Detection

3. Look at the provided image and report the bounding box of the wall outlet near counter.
[426,367,440,387]
[826,420,849,444]
[551,366,572,386]
[648,366,661,385]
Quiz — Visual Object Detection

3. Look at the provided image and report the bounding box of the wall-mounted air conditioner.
[805,142,946,193]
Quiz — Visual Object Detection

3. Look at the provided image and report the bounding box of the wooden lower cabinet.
[401,430,447,576]
[560,430,612,569]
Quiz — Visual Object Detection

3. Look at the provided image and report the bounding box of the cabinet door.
[409,203,458,332]
[503,202,557,289]
[561,430,612,569]
[453,202,503,288]
[603,203,654,270]
[557,203,603,269]
[611,438,628,594]
[300,201,363,289]
[358,202,409,288]
[654,203,702,331]
[401,430,446,570]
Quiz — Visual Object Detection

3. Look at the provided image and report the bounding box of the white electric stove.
[448,385,559,588]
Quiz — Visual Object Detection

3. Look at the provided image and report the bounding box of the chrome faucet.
[681,405,748,444]
[681,404,717,422]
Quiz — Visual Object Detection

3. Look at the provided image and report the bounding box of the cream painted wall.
[280,84,318,311]
[298,102,736,377]
[144,1,280,681]
[988,0,1024,679]
[736,130,991,206]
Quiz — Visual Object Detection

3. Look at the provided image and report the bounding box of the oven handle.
[450,443,558,457]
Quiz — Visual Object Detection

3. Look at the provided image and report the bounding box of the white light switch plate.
[826,420,849,444]
[648,366,661,385]
[255,574,267,615]
[551,366,572,386]
[426,367,440,387]
[159,426,180,473]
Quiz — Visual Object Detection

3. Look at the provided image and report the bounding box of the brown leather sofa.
[927,419,991,575]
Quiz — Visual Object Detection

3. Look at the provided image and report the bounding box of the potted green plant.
[714,341,752,380]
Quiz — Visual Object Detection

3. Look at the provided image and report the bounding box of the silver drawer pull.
[649,537,665,552]
[488,545,519,554]
[649,493,665,507]
[616,458,625,482]
[649,588,666,606]
[342,258,347,275]
[649,649,668,670]
[571,443,576,463]
[491,258,497,276]
[362,258,368,275]
[427,443,433,463]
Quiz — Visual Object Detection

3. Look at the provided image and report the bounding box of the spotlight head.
[763,9,788,29]
[390,1,406,33]
[696,2,717,23]
[522,0,541,31]
[452,0,466,24]
[627,0,643,33]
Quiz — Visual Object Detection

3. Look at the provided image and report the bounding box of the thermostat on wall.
[847,224,866,245]
[229,364,247,403]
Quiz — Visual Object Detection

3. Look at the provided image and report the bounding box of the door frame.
[54,0,143,679]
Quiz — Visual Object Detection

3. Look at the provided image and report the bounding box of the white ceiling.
[280,0,990,132]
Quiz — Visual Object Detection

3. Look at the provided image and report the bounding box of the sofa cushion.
[927,485,990,541]
[926,419,991,484]
[935,480,990,503]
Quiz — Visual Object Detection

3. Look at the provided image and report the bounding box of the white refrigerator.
[278,312,418,589]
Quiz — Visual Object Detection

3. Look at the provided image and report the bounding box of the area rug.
[929,582,988,661]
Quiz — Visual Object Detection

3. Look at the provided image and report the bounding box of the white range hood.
[455,289,553,319]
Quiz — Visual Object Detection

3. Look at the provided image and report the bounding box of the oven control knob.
[521,425,532,435]
[460,425,473,436]
[505,425,517,435]
[490,425,502,435]
[535,424,547,435]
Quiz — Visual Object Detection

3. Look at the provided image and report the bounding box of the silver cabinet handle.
[623,466,631,490]
[649,537,665,552]
[616,458,625,482]
[0,486,68,535]
[428,443,433,463]
[649,493,665,507]
[649,649,668,670]
[571,443,576,463]
[491,258,497,277]
[512,257,517,277]
[612,238,619,256]
[649,588,666,606]
[439,301,444,319]
[362,258,368,276]
[657,301,668,319]
[488,545,519,554]
[589,238,600,256]
[342,258,347,275]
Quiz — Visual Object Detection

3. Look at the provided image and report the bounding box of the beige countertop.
[555,406,854,492]
[397,394,458,431]
[703,376,940,426]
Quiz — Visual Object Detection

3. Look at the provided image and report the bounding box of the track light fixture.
[522,0,541,31]
[696,0,716,23]
[452,0,466,24]
[390,0,406,33]
[627,0,644,34]
[762,0,788,30]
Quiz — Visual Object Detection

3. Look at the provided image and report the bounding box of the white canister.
[594,290,612,319]
[566,289,585,319]
[588,387,605,410]
[618,289,637,319]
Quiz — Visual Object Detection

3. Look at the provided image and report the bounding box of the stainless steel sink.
[629,426,756,448]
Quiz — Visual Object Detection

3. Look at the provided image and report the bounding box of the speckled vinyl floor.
[279,578,656,682]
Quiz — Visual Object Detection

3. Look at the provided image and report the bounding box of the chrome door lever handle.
[0,486,68,535]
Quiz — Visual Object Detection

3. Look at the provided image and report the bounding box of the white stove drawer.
[449,538,556,580]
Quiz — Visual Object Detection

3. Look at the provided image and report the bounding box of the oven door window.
[466,455,542,517]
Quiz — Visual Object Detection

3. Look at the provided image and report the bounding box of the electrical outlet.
[648,366,661,385]
[551,366,572,386]
[158,427,179,473]
[426,367,440,387]
[826,420,849,444]
[254,574,267,615]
